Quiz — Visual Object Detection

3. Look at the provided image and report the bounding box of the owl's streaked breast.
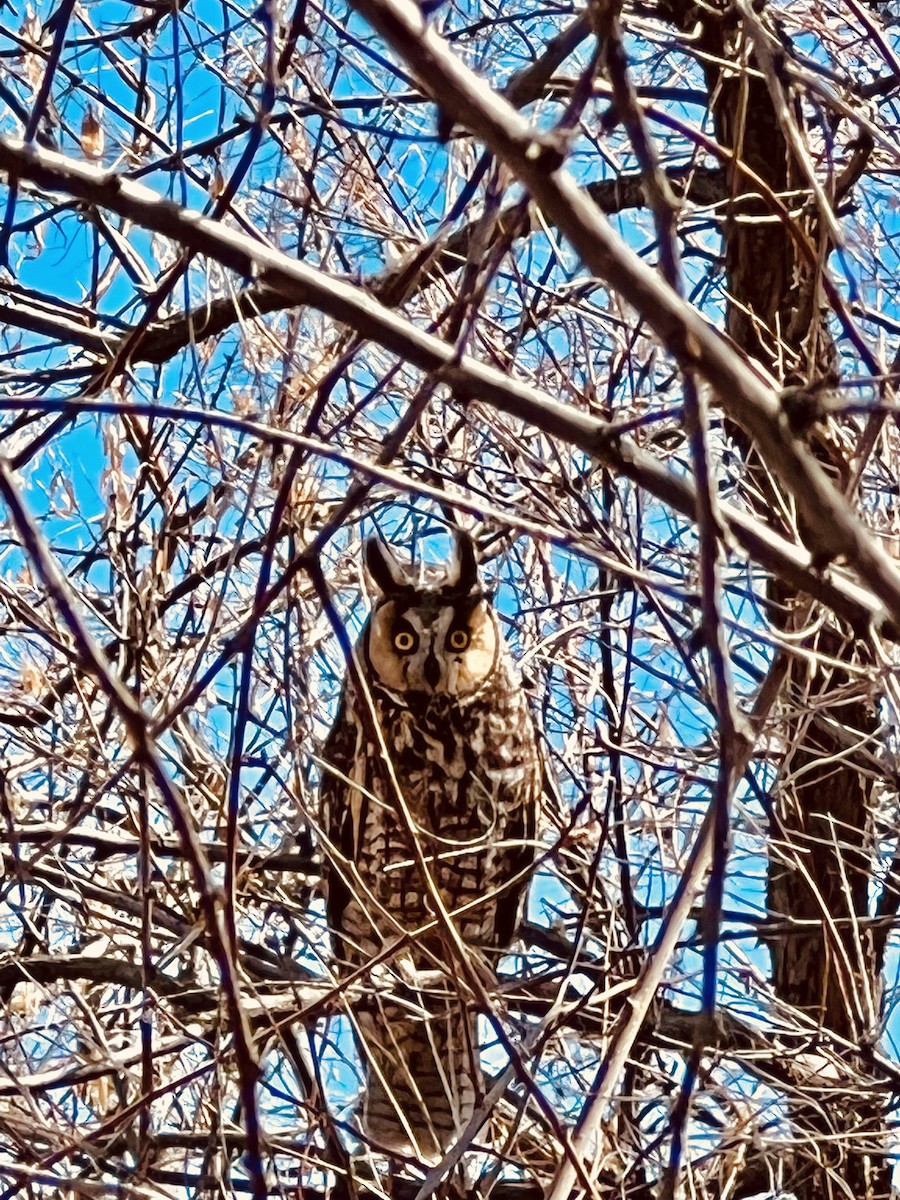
[326,659,539,961]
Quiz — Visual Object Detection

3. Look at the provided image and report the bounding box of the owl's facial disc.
[366,598,498,698]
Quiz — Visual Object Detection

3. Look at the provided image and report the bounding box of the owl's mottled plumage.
[320,534,541,1159]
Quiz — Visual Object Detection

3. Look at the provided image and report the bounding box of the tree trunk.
[659,2,891,1195]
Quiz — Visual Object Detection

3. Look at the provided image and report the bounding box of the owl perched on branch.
[320,532,542,1160]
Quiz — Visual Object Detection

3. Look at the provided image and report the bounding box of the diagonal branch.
[1,136,895,630]
[339,0,900,629]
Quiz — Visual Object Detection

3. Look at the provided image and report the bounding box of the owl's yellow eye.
[393,629,417,653]
[447,628,470,652]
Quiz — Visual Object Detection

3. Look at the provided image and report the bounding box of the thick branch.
[0,157,887,636]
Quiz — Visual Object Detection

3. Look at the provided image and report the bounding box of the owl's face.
[363,535,499,699]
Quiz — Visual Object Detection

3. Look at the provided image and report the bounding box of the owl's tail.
[356,981,480,1161]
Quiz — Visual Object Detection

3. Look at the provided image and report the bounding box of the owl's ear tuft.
[449,530,479,594]
[364,538,409,595]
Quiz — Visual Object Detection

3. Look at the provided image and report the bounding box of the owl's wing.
[492,779,540,949]
[490,712,543,950]
[319,695,368,964]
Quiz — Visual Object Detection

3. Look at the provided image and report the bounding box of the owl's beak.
[423,650,441,691]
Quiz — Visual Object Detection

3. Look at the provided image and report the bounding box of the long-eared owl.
[320,532,541,1160]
